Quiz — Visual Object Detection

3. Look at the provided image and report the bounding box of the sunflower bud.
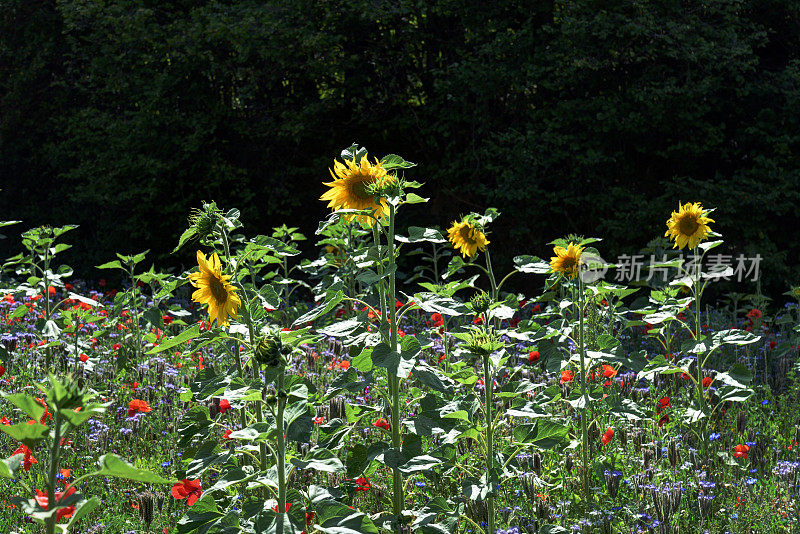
[469,291,493,315]
[188,202,221,239]
[464,325,502,357]
[254,333,283,367]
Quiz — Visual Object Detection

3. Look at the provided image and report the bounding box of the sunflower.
[447,220,490,258]
[664,202,714,250]
[187,250,241,327]
[320,155,394,225]
[550,242,583,279]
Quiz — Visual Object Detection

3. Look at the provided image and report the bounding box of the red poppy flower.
[222,429,233,440]
[528,351,540,363]
[127,399,152,418]
[430,313,444,327]
[600,364,617,378]
[0,365,5,378]
[79,354,88,363]
[532,304,541,313]
[355,476,370,491]
[658,396,670,408]
[306,511,315,525]
[11,445,37,471]
[314,416,325,424]
[657,414,670,427]
[0,417,10,425]
[702,377,713,388]
[171,479,203,506]
[373,418,390,430]
[162,315,173,325]
[35,485,76,520]
[271,503,292,513]
[60,468,71,479]
[601,428,614,445]
[734,444,749,459]
[338,360,351,370]
[218,399,231,414]
[746,309,763,319]
[560,370,574,384]
[769,340,777,349]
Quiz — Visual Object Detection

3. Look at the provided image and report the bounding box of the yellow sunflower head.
[320,155,395,226]
[447,219,490,258]
[664,201,714,250]
[187,250,241,327]
[550,242,584,279]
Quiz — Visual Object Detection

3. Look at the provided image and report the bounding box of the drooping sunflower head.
[664,202,714,250]
[550,242,584,279]
[320,155,395,225]
[187,250,241,327]
[447,218,490,258]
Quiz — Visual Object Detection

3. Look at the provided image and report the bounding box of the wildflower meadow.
[0,145,798,534]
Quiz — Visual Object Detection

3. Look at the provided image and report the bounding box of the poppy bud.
[618,427,628,448]
[668,440,679,467]
[138,492,155,527]
[532,452,542,475]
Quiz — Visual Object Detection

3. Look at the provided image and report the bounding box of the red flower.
[59,468,71,479]
[560,370,574,384]
[314,416,325,425]
[0,365,5,378]
[271,503,292,513]
[222,429,233,440]
[0,417,10,425]
[600,364,617,378]
[306,511,315,525]
[218,399,231,414]
[373,418,390,430]
[79,354,88,363]
[746,309,763,319]
[48,286,56,297]
[734,444,749,459]
[528,351,540,363]
[532,304,541,313]
[355,476,370,491]
[11,445,37,471]
[472,316,484,325]
[659,396,670,408]
[171,479,203,506]
[35,485,76,520]
[702,377,713,388]
[430,313,444,327]
[338,360,351,370]
[657,414,670,427]
[162,315,173,325]
[127,399,152,418]
[769,340,777,349]
[601,427,614,446]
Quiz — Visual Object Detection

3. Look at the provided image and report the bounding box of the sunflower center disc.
[351,178,371,200]
[459,225,475,244]
[678,216,700,236]
[209,276,228,304]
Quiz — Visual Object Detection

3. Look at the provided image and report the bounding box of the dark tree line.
[1,0,798,295]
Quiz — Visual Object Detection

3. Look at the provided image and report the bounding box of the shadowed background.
[1,0,798,297]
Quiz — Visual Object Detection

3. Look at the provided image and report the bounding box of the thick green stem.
[128,264,143,360]
[578,278,590,501]
[693,265,708,458]
[387,204,403,533]
[482,354,495,534]
[276,372,286,534]
[46,411,63,534]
